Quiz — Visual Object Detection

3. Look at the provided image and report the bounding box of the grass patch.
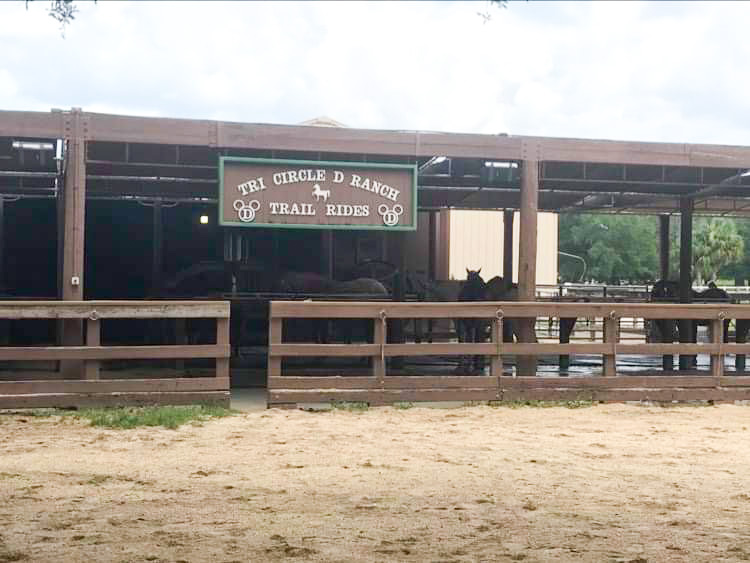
[491,400,596,409]
[392,402,414,410]
[73,404,236,430]
[331,401,369,412]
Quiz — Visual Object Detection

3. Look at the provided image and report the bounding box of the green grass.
[3,404,236,429]
[75,404,236,429]
[331,401,370,412]
[392,402,414,410]
[491,400,596,409]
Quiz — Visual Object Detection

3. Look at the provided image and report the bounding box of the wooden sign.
[219,157,417,230]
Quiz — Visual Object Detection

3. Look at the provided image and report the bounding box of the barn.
[2,107,750,407]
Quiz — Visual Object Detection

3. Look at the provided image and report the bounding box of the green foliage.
[74,404,235,429]
[693,218,744,284]
[558,214,659,283]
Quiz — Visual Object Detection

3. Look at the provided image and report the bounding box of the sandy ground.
[1,404,750,563]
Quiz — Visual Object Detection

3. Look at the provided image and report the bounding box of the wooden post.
[60,109,87,378]
[503,209,514,286]
[216,317,230,382]
[659,215,670,280]
[517,156,539,376]
[491,316,503,379]
[84,318,100,380]
[373,314,386,385]
[603,315,618,377]
[710,318,724,379]
[267,316,282,380]
[678,198,694,371]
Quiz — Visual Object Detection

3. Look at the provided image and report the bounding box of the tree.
[25,0,83,34]
[693,218,744,284]
[558,214,659,284]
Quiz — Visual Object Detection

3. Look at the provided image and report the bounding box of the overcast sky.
[2,1,750,145]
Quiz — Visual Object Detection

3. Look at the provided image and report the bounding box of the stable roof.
[2,108,750,216]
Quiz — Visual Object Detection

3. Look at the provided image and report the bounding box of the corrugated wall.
[445,210,558,284]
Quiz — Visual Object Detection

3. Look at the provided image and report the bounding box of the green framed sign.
[219,156,418,231]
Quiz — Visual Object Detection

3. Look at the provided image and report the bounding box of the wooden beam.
[0,300,230,319]
[60,109,87,378]
[518,157,539,375]
[679,197,694,370]
[0,344,229,361]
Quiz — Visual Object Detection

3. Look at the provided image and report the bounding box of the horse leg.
[559,317,576,373]
[736,319,750,372]
[658,320,675,372]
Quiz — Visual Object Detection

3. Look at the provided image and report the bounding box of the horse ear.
[466,268,470,275]
[477,268,481,274]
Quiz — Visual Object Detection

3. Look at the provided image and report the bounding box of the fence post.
[216,317,230,381]
[711,317,724,379]
[603,313,618,377]
[175,318,186,371]
[84,317,100,380]
[373,312,386,386]
[491,314,504,398]
[268,313,282,380]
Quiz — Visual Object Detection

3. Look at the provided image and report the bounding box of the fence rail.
[268,300,750,407]
[0,300,230,408]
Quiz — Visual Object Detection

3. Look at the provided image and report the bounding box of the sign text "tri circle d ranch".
[220,158,417,231]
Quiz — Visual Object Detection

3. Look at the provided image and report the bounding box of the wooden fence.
[0,301,230,408]
[268,300,750,407]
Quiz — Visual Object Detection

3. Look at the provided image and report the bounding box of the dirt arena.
[1,403,749,562]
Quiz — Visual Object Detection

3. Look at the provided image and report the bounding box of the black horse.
[648,280,750,370]
[456,269,488,373]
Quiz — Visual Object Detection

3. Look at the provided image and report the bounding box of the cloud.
[1,1,750,146]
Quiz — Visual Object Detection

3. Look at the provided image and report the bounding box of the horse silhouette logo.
[312,184,331,203]
[377,204,404,227]
[233,199,261,223]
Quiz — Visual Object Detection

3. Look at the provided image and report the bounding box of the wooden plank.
[0,344,228,361]
[0,377,230,395]
[383,376,497,389]
[0,301,230,319]
[718,376,750,387]
[502,343,611,355]
[84,318,100,380]
[268,389,382,404]
[268,376,379,390]
[381,389,497,402]
[0,391,230,409]
[270,344,378,357]
[384,343,497,356]
[499,376,718,389]
[270,300,750,320]
[267,318,281,378]
[501,388,595,402]
[216,318,230,380]
[0,110,65,138]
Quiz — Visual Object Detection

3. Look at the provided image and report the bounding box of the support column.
[678,198,694,371]
[659,215,670,281]
[518,157,539,376]
[503,209,514,287]
[321,230,333,280]
[60,109,87,378]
